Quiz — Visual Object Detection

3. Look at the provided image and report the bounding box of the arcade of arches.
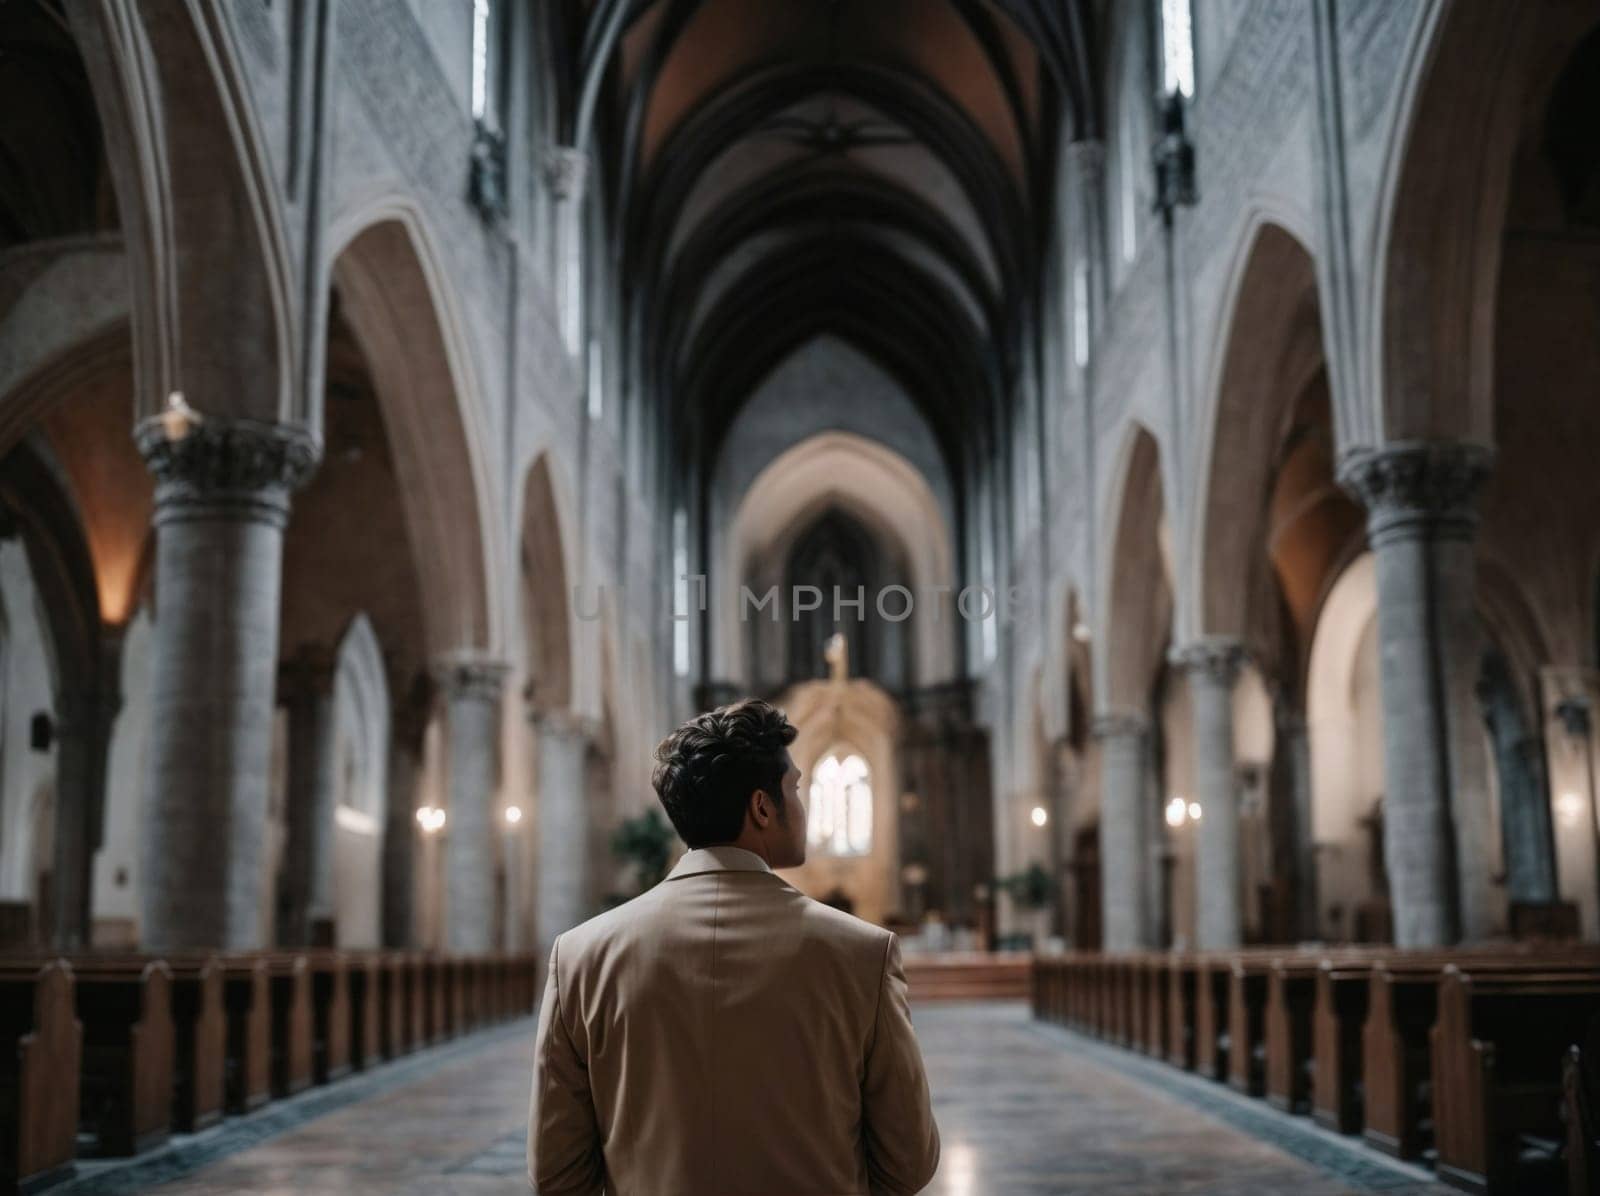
[2,1,1599,1193]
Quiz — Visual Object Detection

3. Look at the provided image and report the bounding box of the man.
[527,698,940,1195]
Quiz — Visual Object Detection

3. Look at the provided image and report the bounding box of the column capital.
[1336,440,1493,546]
[1091,711,1148,741]
[137,416,319,526]
[433,657,508,704]
[542,145,589,200]
[530,704,597,743]
[1171,636,1246,686]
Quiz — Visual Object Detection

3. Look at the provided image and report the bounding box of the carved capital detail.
[434,658,508,705]
[530,705,597,743]
[137,417,319,526]
[542,146,589,201]
[1336,440,1493,546]
[1092,711,1148,742]
[1171,637,1246,687]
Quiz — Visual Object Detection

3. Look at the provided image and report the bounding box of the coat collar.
[665,845,774,881]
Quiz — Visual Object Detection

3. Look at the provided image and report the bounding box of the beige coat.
[527,846,940,1195]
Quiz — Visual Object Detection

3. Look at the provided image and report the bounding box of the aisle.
[917,1003,1443,1196]
[71,1003,1447,1195]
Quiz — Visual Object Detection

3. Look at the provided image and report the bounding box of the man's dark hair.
[651,698,798,848]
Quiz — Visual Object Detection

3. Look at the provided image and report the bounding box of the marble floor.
[60,1003,1448,1196]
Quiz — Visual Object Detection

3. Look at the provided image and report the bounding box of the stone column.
[278,646,338,946]
[52,672,121,949]
[438,660,506,953]
[543,146,588,356]
[1175,638,1246,949]
[381,685,431,949]
[533,707,592,961]
[1095,713,1150,951]
[136,418,317,951]
[1338,441,1493,947]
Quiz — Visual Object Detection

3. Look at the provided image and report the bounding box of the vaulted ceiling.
[551,0,1099,485]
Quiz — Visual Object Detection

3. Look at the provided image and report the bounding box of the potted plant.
[603,808,680,907]
[996,863,1056,951]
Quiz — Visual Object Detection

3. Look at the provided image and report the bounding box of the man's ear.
[750,788,772,826]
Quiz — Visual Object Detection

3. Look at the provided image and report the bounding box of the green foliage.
[997,863,1054,910]
[609,807,679,893]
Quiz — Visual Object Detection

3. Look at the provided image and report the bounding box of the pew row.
[1032,947,1600,1196]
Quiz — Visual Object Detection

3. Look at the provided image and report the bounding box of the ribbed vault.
[550,0,1097,503]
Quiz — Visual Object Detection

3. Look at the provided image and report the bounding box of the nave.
[53,1001,1445,1196]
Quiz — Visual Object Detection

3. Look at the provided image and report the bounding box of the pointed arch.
[1191,221,1323,640]
[333,613,391,823]
[1096,422,1171,715]
[329,204,506,661]
[71,0,297,421]
[518,451,575,714]
[1369,2,1593,443]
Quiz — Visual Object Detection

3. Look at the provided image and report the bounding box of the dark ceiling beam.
[612,0,699,235]
[948,0,1043,185]
[626,62,1031,298]
[573,0,667,147]
[991,0,1099,140]
[669,237,1002,468]
[651,161,1005,342]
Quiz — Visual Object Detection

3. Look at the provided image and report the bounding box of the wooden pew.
[1195,957,1231,1082]
[73,959,174,1155]
[1264,956,1321,1115]
[1311,960,1371,1133]
[219,955,271,1114]
[158,956,225,1133]
[1431,966,1600,1194]
[1363,954,1600,1161]
[461,956,483,1032]
[409,952,435,1048]
[1106,957,1130,1046]
[429,955,452,1043]
[308,953,350,1084]
[345,953,382,1071]
[1141,955,1170,1058]
[1226,956,1272,1096]
[0,959,79,1192]
[1564,1012,1599,1196]
[1166,955,1199,1070]
[75,953,226,1134]
[266,953,312,1098]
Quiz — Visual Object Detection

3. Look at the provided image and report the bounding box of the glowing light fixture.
[504,805,523,826]
[415,805,447,834]
[1558,792,1586,827]
[1188,801,1203,822]
[1165,796,1187,828]
[1030,806,1048,828]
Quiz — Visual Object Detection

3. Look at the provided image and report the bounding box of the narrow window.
[1160,0,1195,99]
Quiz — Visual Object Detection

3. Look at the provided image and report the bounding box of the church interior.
[2,0,1599,1192]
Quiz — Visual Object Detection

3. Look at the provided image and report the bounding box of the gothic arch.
[1096,422,1171,716]
[1370,1,1594,443]
[517,451,575,715]
[719,431,956,688]
[70,1,297,422]
[329,208,506,661]
[1191,220,1323,642]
